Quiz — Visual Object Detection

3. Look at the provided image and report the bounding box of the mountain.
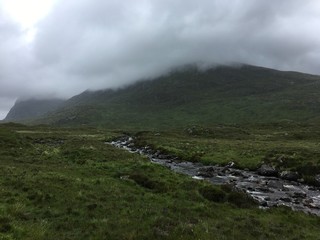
[4,98,65,122]
[25,64,320,128]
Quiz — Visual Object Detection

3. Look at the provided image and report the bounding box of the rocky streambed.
[109,136,320,216]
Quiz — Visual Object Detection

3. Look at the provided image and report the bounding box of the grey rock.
[264,197,271,201]
[267,180,284,189]
[280,197,291,202]
[257,164,278,177]
[197,167,216,178]
[291,192,307,198]
[256,187,271,193]
[280,171,300,181]
[315,174,320,185]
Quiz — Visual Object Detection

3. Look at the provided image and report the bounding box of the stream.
[109,136,320,216]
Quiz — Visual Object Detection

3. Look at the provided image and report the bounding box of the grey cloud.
[1,0,320,118]
[34,0,320,80]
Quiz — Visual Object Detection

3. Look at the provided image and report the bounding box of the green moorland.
[29,65,320,128]
[1,123,320,239]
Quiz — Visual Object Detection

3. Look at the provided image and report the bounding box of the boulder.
[197,167,216,178]
[280,197,291,202]
[256,187,272,193]
[294,192,307,198]
[230,170,245,177]
[225,161,236,168]
[280,171,300,181]
[257,164,278,177]
[315,174,320,186]
[266,180,284,189]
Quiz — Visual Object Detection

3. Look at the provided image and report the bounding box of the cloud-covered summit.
[1,0,320,118]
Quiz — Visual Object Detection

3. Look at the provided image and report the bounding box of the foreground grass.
[0,123,320,239]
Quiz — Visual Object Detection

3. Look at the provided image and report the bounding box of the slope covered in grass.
[4,99,65,122]
[33,64,320,129]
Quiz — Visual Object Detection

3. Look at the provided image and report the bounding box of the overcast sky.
[1,0,320,119]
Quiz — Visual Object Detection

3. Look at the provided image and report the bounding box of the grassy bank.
[133,122,320,184]
[0,123,320,239]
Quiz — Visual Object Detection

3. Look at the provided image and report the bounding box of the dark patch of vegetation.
[129,172,166,192]
[199,185,226,202]
[227,191,258,208]
[199,185,257,208]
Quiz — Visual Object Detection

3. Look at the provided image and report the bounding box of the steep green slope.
[4,98,65,122]
[36,64,320,129]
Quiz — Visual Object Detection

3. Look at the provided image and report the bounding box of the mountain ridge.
[6,64,320,129]
[4,98,65,123]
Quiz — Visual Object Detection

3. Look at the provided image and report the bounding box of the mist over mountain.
[11,64,317,129]
[1,1,320,118]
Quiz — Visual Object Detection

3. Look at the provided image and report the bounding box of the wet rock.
[157,154,171,159]
[257,164,278,177]
[309,204,320,209]
[293,199,301,204]
[303,198,314,205]
[153,150,161,158]
[221,168,230,174]
[280,171,300,181]
[280,197,291,202]
[266,180,284,190]
[247,187,255,191]
[256,187,272,193]
[276,155,286,163]
[315,174,320,185]
[292,192,307,198]
[230,170,245,177]
[297,178,304,183]
[225,161,236,168]
[146,149,154,155]
[197,167,216,178]
[264,197,271,201]
[303,199,320,209]
[308,186,318,191]
[247,176,261,183]
[127,143,135,148]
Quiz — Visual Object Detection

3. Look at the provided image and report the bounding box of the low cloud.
[1,0,320,118]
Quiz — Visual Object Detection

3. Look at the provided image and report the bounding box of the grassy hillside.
[4,99,65,122]
[34,64,320,129]
[1,123,320,239]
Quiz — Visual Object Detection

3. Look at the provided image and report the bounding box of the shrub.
[199,185,226,202]
[227,191,257,208]
[0,217,12,233]
[129,173,166,192]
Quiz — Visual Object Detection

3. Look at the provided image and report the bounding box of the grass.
[1,123,320,239]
